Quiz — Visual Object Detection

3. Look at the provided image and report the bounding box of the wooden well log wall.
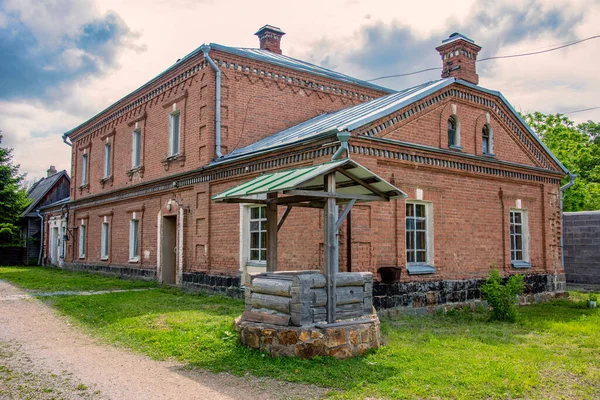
[244,271,374,326]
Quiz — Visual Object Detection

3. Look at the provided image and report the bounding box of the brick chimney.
[436,33,482,85]
[255,25,286,54]
[47,165,57,177]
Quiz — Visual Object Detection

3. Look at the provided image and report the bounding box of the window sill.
[78,256,86,260]
[483,152,496,158]
[246,262,266,268]
[161,153,185,171]
[126,165,145,180]
[128,258,140,263]
[448,145,463,151]
[99,175,113,189]
[407,264,436,275]
[78,183,89,195]
[511,261,531,269]
[100,257,109,261]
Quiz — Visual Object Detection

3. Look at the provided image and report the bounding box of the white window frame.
[239,204,267,273]
[405,201,435,274]
[168,111,181,157]
[60,225,66,259]
[101,222,109,260]
[509,209,530,267]
[81,153,88,185]
[132,129,141,168]
[129,219,140,261]
[448,114,462,149]
[103,142,111,178]
[78,223,86,259]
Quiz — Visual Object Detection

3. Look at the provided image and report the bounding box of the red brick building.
[60,27,568,308]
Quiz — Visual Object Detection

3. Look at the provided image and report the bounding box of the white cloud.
[0,101,76,179]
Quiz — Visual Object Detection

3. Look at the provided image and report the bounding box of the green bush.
[481,269,525,322]
[589,293,598,302]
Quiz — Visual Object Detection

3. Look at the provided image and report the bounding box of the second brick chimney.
[436,33,482,85]
[255,25,286,54]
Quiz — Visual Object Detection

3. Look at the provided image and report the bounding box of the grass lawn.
[0,266,157,292]
[2,266,599,399]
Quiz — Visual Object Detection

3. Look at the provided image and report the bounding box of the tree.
[524,113,600,211]
[0,131,30,245]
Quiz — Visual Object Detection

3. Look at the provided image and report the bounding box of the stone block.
[299,331,310,342]
[349,330,359,346]
[324,328,347,347]
[311,330,323,339]
[330,345,353,359]
[277,330,298,346]
[295,339,325,359]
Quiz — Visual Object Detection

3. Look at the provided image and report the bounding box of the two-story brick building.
[60,27,569,308]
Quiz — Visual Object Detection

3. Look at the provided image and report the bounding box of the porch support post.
[266,192,278,272]
[324,172,338,323]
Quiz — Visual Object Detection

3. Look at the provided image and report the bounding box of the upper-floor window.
[448,115,461,148]
[482,124,492,154]
[169,111,181,157]
[103,143,111,178]
[132,129,141,168]
[510,210,530,267]
[81,153,88,185]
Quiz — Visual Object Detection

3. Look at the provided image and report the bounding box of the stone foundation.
[235,316,381,359]
[182,272,244,299]
[62,262,156,280]
[373,273,566,313]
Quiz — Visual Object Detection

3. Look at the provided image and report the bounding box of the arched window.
[448,116,457,146]
[482,124,493,154]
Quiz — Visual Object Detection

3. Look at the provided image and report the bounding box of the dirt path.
[0,280,327,400]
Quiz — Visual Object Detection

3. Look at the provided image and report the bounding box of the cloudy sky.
[1,0,599,182]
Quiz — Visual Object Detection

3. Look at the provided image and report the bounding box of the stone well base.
[234,316,381,359]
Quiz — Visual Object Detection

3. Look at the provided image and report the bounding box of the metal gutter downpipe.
[36,209,44,266]
[201,45,223,158]
[331,131,351,160]
[559,173,577,270]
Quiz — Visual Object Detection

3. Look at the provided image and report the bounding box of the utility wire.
[563,106,600,115]
[366,34,600,82]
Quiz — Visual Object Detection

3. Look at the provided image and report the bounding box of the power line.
[563,106,600,115]
[367,34,600,82]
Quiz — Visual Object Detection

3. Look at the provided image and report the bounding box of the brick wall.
[563,211,600,284]
[68,50,386,202]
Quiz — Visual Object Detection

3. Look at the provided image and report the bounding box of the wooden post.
[266,192,278,272]
[347,210,352,272]
[324,173,337,323]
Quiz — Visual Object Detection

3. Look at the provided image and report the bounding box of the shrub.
[481,269,525,322]
[589,293,598,303]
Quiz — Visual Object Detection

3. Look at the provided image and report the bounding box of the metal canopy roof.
[212,158,407,204]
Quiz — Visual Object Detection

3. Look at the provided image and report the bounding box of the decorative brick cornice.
[66,53,381,143]
[99,128,116,141]
[67,136,561,212]
[126,111,147,127]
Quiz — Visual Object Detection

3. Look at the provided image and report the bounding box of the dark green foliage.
[0,131,29,245]
[524,113,600,211]
[481,269,525,322]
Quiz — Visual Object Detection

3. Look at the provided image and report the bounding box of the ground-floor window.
[78,224,86,259]
[129,219,139,261]
[510,209,530,267]
[101,222,110,260]
[405,201,435,274]
[249,206,267,264]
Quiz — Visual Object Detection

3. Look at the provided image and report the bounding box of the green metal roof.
[212,158,407,202]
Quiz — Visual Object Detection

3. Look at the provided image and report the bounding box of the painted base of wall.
[182,272,243,299]
[373,273,567,312]
[62,262,156,280]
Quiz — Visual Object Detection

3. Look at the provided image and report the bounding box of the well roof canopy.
[212,158,407,205]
